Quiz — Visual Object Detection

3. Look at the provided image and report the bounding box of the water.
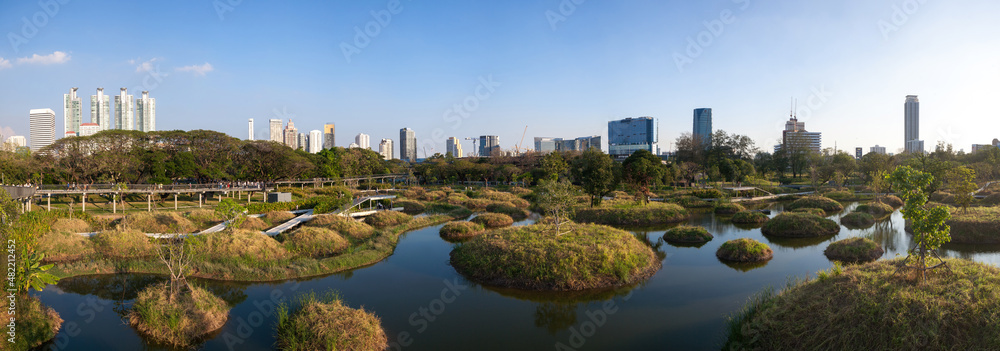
[33,204,1000,350]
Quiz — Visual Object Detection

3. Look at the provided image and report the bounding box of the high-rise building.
[135,91,156,132]
[904,95,923,154]
[269,119,283,142]
[994,138,1000,148]
[79,123,100,137]
[283,120,298,149]
[693,108,712,147]
[971,144,996,153]
[29,109,56,152]
[855,147,863,160]
[114,88,134,130]
[608,117,657,158]
[91,88,111,130]
[479,135,500,157]
[355,133,370,150]
[63,87,83,137]
[379,139,394,160]
[781,116,821,153]
[297,133,307,151]
[309,130,322,154]
[248,119,254,140]
[534,136,602,153]
[4,136,27,152]
[323,123,335,149]
[400,128,416,162]
[870,145,887,155]
[446,137,463,158]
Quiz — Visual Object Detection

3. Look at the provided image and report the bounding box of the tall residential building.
[379,139,394,160]
[348,142,360,148]
[904,95,923,153]
[608,117,657,158]
[355,133,371,150]
[534,136,602,153]
[114,88,134,130]
[283,120,298,149]
[781,116,822,153]
[870,145,887,155]
[308,130,322,154]
[693,108,713,146]
[298,133,307,151]
[79,123,100,137]
[323,123,335,149]
[971,144,996,153]
[90,88,111,130]
[63,87,83,137]
[479,135,500,157]
[248,119,254,140]
[400,128,416,162]
[446,137,463,158]
[135,91,156,132]
[4,136,27,152]
[269,119,283,142]
[29,109,56,152]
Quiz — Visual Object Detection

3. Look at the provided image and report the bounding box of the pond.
[33,204,1000,350]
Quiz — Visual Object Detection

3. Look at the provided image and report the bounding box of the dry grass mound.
[275,292,387,351]
[187,209,222,228]
[188,229,291,262]
[791,208,827,216]
[478,190,520,202]
[948,206,1000,244]
[120,212,198,233]
[983,193,1000,206]
[9,295,62,350]
[731,211,770,224]
[39,230,95,263]
[439,221,486,240]
[762,212,841,238]
[91,230,157,260]
[130,282,229,348]
[786,196,844,213]
[663,226,713,243]
[854,202,894,217]
[364,211,413,228]
[714,203,746,215]
[446,193,469,205]
[284,227,350,258]
[881,195,904,208]
[717,238,773,262]
[306,214,376,240]
[485,202,530,220]
[50,218,92,233]
[463,198,493,211]
[394,200,426,215]
[263,211,296,226]
[471,213,514,228]
[841,212,876,229]
[824,237,884,262]
[574,202,689,226]
[240,216,270,231]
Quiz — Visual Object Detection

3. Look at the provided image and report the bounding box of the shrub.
[841,212,876,228]
[306,215,376,240]
[761,212,840,237]
[692,188,725,199]
[439,221,486,240]
[824,237,884,262]
[91,230,157,260]
[471,213,515,228]
[365,211,413,228]
[717,238,773,262]
[881,195,904,208]
[791,208,827,216]
[247,201,301,214]
[731,211,770,224]
[786,196,844,212]
[275,292,387,351]
[714,203,746,215]
[129,282,229,347]
[120,212,198,233]
[394,200,426,215]
[855,202,894,217]
[574,203,689,226]
[285,227,349,258]
[663,226,713,243]
[485,202,530,220]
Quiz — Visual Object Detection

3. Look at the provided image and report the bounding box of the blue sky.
[1,0,998,156]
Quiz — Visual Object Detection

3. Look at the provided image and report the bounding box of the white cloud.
[16,51,71,65]
[134,58,159,73]
[175,62,214,76]
[0,58,11,70]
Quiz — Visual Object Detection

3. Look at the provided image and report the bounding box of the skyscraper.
[379,139,394,160]
[135,91,156,132]
[63,87,82,137]
[355,133,371,150]
[904,95,923,153]
[29,109,55,152]
[479,135,500,157]
[114,88,134,130]
[534,136,602,153]
[298,133,306,151]
[309,130,322,154]
[446,137,463,158]
[283,120,298,149]
[608,117,657,158]
[870,145,887,155]
[400,128,416,162]
[323,123,335,149]
[693,108,712,146]
[269,119,283,142]
[91,88,111,130]
[4,136,26,152]
[248,119,255,140]
[781,116,822,153]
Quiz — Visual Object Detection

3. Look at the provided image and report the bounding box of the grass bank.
[947,206,1000,244]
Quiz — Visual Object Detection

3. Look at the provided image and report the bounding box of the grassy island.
[129,282,229,347]
[439,221,486,240]
[275,292,387,351]
[714,203,746,215]
[824,237,884,262]
[8,295,63,350]
[840,212,876,229]
[881,195,904,208]
[364,211,413,228]
[854,202,894,217]
[946,206,1000,244]
[306,214,376,240]
[731,211,770,225]
[574,202,689,226]
[471,213,515,228]
[725,259,1000,350]
[761,212,840,238]
[662,226,713,243]
[785,196,844,213]
[790,208,826,216]
[450,222,660,291]
[716,238,773,262]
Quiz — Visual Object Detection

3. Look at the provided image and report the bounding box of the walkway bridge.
[1,186,37,213]
[338,195,401,218]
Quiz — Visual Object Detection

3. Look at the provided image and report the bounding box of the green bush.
[761,212,840,237]
[732,211,770,224]
[786,196,844,213]
[717,238,773,262]
[663,226,713,243]
[574,203,689,226]
[470,213,515,228]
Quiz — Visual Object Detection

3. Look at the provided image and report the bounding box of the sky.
[1,0,999,157]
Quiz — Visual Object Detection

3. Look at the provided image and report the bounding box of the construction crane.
[514,126,528,155]
[465,137,478,157]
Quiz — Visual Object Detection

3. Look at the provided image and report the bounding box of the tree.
[572,148,617,207]
[622,150,664,204]
[540,151,569,181]
[887,166,952,282]
[860,153,893,203]
[535,179,577,234]
[216,198,247,229]
[945,166,977,213]
[156,236,193,303]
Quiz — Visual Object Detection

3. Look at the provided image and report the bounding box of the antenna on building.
[790,97,794,119]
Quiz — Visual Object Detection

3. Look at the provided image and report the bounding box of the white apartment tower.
[114,88,134,130]
[29,109,56,152]
[248,119,255,140]
[309,130,322,154]
[355,133,371,150]
[379,138,394,159]
[904,95,923,153]
[63,87,83,137]
[135,91,156,132]
[269,119,283,142]
[91,88,111,130]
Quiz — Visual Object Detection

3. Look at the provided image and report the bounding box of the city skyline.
[2,1,999,155]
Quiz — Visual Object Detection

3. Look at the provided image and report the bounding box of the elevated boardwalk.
[338,195,399,217]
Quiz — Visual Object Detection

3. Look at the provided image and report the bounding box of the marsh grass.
[306,214,376,240]
[824,237,883,262]
[91,230,157,260]
[129,282,229,348]
[714,203,746,215]
[574,202,689,226]
[947,205,1000,244]
[39,230,96,263]
[470,213,514,228]
[662,225,713,243]
[284,227,349,258]
[7,295,62,350]
[785,196,844,213]
[439,221,486,240]
[716,238,773,262]
[761,212,840,238]
[790,208,826,216]
[840,212,876,229]
[394,200,426,215]
[854,202,894,217]
[241,216,270,231]
[275,291,387,351]
[731,211,769,224]
[262,211,296,227]
[485,202,530,220]
[364,211,413,228]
